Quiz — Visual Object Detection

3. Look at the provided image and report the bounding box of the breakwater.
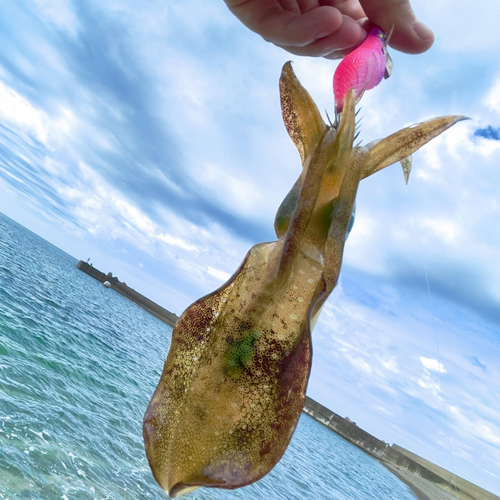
[76,261,179,327]
[303,396,498,500]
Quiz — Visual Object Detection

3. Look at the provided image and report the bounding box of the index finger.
[224,0,344,46]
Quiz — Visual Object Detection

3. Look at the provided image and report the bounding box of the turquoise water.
[0,212,416,500]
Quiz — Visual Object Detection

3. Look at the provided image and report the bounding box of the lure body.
[334,27,388,112]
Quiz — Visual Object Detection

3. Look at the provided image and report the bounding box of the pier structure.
[76,261,178,327]
[303,396,498,500]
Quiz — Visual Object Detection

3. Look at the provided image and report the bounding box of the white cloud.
[475,137,500,157]
[371,405,396,418]
[449,405,500,447]
[421,218,460,243]
[344,354,373,375]
[191,162,267,220]
[381,357,399,373]
[0,80,48,142]
[0,168,27,186]
[416,376,441,395]
[485,76,500,114]
[156,232,198,252]
[485,469,499,480]
[207,267,231,282]
[343,212,388,275]
[31,0,80,37]
[420,357,447,373]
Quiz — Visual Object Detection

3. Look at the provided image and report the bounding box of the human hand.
[223,0,434,59]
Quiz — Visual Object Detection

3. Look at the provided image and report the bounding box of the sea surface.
[0,212,417,500]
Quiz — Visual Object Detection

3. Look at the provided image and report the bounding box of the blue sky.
[0,0,499,495]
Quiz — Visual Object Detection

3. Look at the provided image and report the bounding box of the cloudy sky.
[0,0,499,495]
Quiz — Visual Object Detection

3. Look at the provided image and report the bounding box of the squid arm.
[143,61,467,498]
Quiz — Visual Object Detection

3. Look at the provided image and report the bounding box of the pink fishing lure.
[333,26,390,112]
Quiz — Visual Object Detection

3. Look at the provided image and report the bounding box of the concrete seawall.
[303,396,497,500]
[76,261,179,327]
[391,445,499,500]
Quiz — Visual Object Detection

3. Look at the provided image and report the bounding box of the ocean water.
[0,212,417,500]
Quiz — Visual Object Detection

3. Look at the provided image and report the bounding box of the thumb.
[359,0,434,54]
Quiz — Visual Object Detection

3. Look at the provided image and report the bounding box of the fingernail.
[413,21,434,40]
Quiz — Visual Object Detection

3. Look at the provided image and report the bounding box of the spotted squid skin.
[143,61,466,498]
[143,240,318,497]
[333,27,387,112]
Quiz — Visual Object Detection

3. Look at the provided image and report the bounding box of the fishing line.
[382,39,458,495]
[408,197,459,497]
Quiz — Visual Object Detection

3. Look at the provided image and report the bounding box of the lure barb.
[383,25,395,79]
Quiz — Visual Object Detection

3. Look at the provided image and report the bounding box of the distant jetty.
[76,261,178,327]
[303,396,498,500]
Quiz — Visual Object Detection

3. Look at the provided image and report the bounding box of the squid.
[143,62,466,498]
